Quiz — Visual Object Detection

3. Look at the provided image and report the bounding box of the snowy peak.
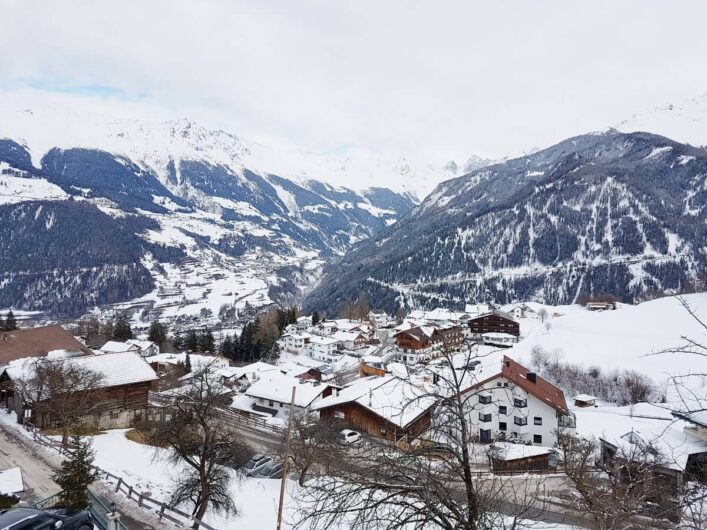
[304,130,707,314]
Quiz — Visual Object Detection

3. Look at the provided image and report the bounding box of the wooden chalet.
[468,310,519,337]
[2,352,158,430]
[313,376,437,444]
[394,326,434,351]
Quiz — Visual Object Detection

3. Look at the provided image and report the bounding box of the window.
[533,435,542,444]
[496,382,502,387]
[280,403,284,408]
[513,398,527,408]
[110,411,120,420]
[498,405,507,415]
[335,410,345,419]
[479,413,492,422]
[499,422,507,431]
[269,400,274,407]
[479,394,492,404]
[534,416,542,425]
[513,416,527,426]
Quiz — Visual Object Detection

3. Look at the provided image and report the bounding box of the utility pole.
[276,386,296,530]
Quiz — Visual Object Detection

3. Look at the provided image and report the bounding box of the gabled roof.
[126,339,157,351]
[464,356,568,414]
[394,326,435,342]
[5,352,158,388]
[313,376,437,429]
[245,371,329,407]
[0,325,91,366]
[100,340,139,353]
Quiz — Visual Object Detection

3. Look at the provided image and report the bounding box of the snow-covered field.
[505,293,707,389]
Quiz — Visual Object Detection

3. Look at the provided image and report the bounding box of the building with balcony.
[461,356,575,447]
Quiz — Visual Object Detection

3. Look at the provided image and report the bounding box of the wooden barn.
[313,376,437,444]
[468,310,520,337]
[489,442,557,473]
[2,352,158,429]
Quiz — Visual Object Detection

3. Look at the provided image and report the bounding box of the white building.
[282,332,311,355]
[462,356,575,447]
[98,340,139,354]
[295,316,312,332]
[126,339,160,357]
[244,372,333,420]
[331,330,367,351]
[307,335,340,362]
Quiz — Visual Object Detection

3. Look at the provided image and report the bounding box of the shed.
[489,442,556,473]
[573,394,598,407]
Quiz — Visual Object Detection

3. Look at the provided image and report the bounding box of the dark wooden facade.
[394,331,430,351]
[469,313,520,337]
[430,326,463,350]
[491,452,552,473]
[319,401,431,443]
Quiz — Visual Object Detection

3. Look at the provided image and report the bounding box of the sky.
[1,0,707,164]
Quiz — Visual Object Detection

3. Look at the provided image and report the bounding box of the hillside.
[304,130,707,314]
[0,133,415,320]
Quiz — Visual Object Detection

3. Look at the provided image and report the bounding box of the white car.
[338,429,362,444]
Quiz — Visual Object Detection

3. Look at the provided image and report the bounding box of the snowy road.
[0,425,60,502]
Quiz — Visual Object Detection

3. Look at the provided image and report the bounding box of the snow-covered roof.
[572,394,598,402]
[313,375,437,429]
[0,467,23,495]
[126,339,157,351]
[216,361,278,381]
[490,442,554,461]
[100,340,138,353]
[282,332,312,340]
[245,371,329,407]
[144,352,228,369]
[332,331,365,342]
[308,335,338,345]
[5,352,158,388]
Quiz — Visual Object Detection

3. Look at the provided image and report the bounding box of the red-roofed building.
[461,356,575,447]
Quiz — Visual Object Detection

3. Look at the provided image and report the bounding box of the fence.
[22,422,218,530]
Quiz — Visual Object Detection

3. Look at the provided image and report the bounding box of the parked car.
[254,460,284,479]
[0,507,93,530]
[338,429,362,444]
[244,454,273,477]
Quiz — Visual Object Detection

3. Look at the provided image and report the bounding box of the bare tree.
[13,358,104,447]
[537,308,548,324]
[144,364,253,528]
[280,413,344,486]
[294,341,551,530]
[558,430,678,529]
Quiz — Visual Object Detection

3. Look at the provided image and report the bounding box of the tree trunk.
[298,463,311,486]
[61,424,70,448]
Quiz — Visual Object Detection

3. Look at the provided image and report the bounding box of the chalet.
[3,352,158,429]
[461,356,575,447]
[313,376,437,444]
[359,356,386,378]
[0,325,92,410]
[295,316,312,333]
[394,324,463,365]
[99,340,140,354]
[468,310,519,338]
[145,352,229,376]
[331,330,367,351]
[126,339,159,357]
[500,303,535,320]
[244,372,334,420]
[215,361,278,390]
[369,310,393,329]
[481,331,518,348]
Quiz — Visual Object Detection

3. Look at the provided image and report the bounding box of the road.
[0,426,60,502]
[0,424,156,530]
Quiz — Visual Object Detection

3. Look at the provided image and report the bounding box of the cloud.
[1,0,707,162]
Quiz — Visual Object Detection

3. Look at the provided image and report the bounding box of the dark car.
[254,460,284,479]
[0,507,93,530]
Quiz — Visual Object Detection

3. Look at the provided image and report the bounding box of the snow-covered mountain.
[0,112,420,321]
[304,130,707,314]
[0,106,470,199]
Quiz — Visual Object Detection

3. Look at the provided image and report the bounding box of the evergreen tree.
[200,329,215,353]
[52,435,99,510]
[147,320,167,346]
[112,313,133,341]
[185,352,192,373]
[219,334,235,360]
[2,311,18,331]
[184,330,199,352]
[312,311,320,326]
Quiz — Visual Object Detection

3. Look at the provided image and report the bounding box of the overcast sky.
[1,0,707,163]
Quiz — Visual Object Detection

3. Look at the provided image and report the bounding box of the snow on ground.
[0,466,23,495]
[505,294,707,389]
[0,175,68,204]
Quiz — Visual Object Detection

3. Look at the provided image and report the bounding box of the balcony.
[513,398,527,408]
[478,394,492,405]
[479,412,492,423]
[559,413,576,430]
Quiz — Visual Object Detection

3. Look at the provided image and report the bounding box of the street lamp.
[106,502,122,530]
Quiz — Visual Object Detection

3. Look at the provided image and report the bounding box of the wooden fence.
[23,422,218,530]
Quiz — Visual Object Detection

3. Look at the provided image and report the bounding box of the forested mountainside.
[0,137,414,319]
[304,130,707,314]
